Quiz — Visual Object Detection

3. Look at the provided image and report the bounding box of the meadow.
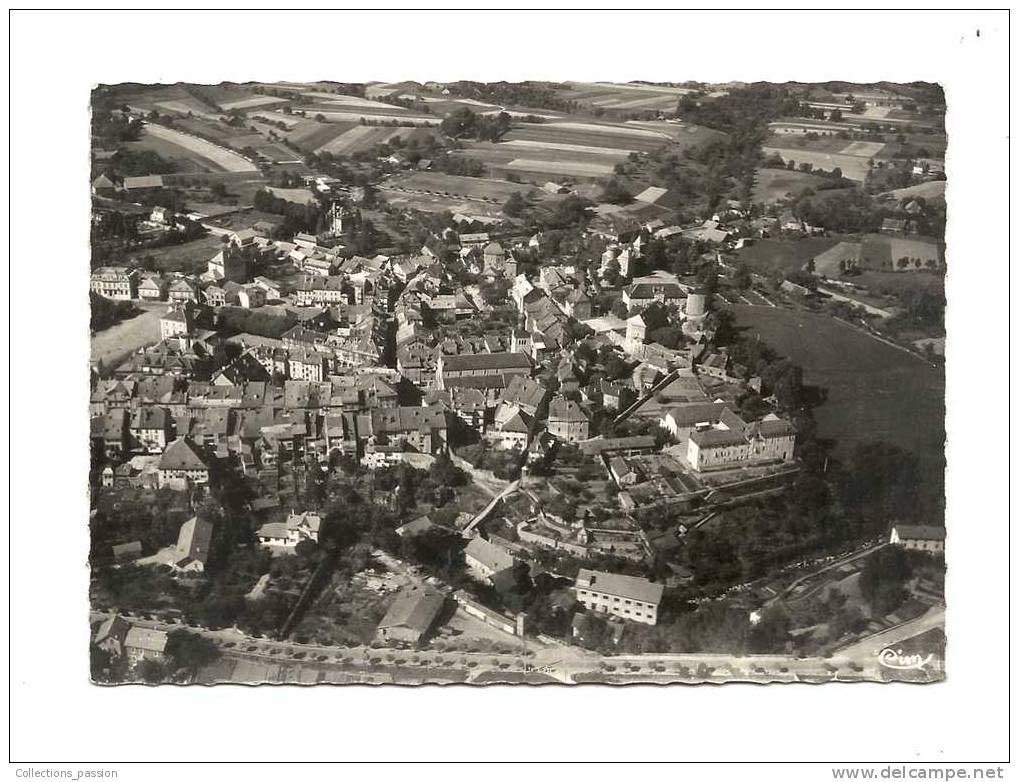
[731,305,945,470]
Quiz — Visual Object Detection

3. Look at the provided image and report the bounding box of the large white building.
[574,569,664,626]
[685,410,795,472]
[90,267,138,301]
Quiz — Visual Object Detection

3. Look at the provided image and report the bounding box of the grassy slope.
[731,305,945,471]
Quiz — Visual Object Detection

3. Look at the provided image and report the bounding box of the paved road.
[93,606,945,684]
[837,605,945,659]
[773,541,886,606]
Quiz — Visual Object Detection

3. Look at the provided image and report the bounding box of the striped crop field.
[140,123,259,172]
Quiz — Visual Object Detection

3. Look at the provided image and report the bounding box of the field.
[878,180,947,203]
[301,91,404,109]
[731,305,945,469]
[286,119,439,155]
[859,235,943,271]
[506,158,616,177]
[140,123,259,172]
[762,134,891,181]
[217,95,289,111]
[90,303,166,370]
[558,81,693,112]
[379,171,537,217]
[267,186,317,205]
[153,99,220,121]
[456,118,723,183]
[387,172,534,201]
[734,237,843,275]
[309,110,440,126]
[752,168,834,203]
[129,233,226,275]
[316,125,416,155]
[851,270,944,297]
[762,149,872,182]
[287,120,355,153]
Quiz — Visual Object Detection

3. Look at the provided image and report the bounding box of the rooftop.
[576,568,664,605]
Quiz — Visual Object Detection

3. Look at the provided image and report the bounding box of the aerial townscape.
[88,79,947,685]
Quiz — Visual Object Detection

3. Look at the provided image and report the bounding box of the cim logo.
[877,647,934,671]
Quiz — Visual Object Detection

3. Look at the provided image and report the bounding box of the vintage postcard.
[87,78,946,686]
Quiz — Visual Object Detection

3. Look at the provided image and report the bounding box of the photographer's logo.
[877,647,933,671]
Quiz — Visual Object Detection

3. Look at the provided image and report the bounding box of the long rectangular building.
[435,351,532,390]
[574,569,664,626]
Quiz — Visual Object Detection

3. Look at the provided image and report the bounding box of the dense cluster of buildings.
[91,186,802,649]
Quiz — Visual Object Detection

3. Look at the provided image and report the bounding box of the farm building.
[122,175,165,193]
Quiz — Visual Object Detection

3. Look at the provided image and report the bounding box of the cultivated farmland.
[218,95,290,111]
[558,81,693,112]
[298,91,407,109]
[141,123,259,172]
[455,118,724,183]
[316,126,425,155]
[505,158,615,177]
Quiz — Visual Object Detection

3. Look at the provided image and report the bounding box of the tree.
[503,191,526,218]
[137,658,169,684]
[733,264,753,290]
[165,629,220,674]
[90,646,120,683]
[599,178,634,205]
[429,452,468,488]
[859,546,913,615]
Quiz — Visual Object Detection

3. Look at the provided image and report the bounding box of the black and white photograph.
[86,76,948,687]
[7,6,1013,775]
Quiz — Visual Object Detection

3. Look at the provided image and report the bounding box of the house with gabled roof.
[375,584,446,645]
[889,524,945,554]
[130,406,171,453]
[137,275,168,301]
[464,536,516,584]
[173,516,215,572]
[547,397,590,443]
[94,614,131,657]
[490,405,533,451]
[91,173,118,196]
[167,278,198,303]
[157,438,209,489]
[124,626,169,663]
[256,510,322,550]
